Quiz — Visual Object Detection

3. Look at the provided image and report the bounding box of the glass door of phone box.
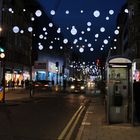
[106,57,133,124]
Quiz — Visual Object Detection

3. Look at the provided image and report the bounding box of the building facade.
[0,0,35,86]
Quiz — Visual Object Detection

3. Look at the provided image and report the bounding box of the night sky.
[36,0,126,62]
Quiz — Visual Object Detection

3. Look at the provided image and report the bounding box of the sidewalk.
[5,87,30,101]
[4,87,64,102]
[76,95,140,140]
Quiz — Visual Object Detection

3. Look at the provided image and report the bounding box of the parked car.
[68,80,86,93]
[32,80,52,93]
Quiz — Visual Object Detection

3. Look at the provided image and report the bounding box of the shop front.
[132,59,140,81]
[33,62,47,81]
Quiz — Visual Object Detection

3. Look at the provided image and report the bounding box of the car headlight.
[81,86,85,90]
[70,85,75,89]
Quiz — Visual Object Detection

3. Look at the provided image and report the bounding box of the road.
[0,92,90,140]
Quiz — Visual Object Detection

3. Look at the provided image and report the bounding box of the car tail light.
[44,84,48,87]
[35,84,39,87]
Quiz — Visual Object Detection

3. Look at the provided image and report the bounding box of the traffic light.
[0,37,5,59]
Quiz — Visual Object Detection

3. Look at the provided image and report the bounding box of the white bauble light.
[50,10,55,15]
[13,26,20,33]
[93,10,100,17]
[35,10,42,17]
[79,48,84,53]
[71,26,77,35]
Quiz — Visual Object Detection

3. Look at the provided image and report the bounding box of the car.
[32,80,52,93]
[68,80,86,93]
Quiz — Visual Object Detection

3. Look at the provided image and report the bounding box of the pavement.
[76,95,140,140]
[1,88,140,140]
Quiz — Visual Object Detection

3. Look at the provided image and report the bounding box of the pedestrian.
[21,79,24,88]
[12,80,15,90]
[16,78,19,87]
[25,78,29,89]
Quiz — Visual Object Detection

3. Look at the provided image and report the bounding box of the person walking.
[16,79,19,87]
[21,79,24,88]
[12,80,15,90]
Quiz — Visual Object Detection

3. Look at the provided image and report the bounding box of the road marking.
[58,105,84,140]
[65,106,85,140]
[82,122,91,126]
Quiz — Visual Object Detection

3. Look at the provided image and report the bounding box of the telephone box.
[106,56,133,124]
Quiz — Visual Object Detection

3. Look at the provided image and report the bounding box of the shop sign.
[48,62,57,73]
[34,62,46,69]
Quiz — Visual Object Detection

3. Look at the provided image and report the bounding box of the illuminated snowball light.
[81,31,85,34]
[38,42,41,45]
[38,45,43,50]
[114,39,117,42]
[108,36,110,38]
[87,27,91,31]
[95,34,99,38]
[33,34,36,36]
[8,8,12,12]
[45,32,48,35]
[49,45,53,49]
[44,37,47,40]
[93,10,100,17]
[73,39,78,44]
[35,10,42,17]
[90,48,94,51]
[57,28,61,33]
[79,48,84,53]
[71,47,73,49]
[49,23,53,27]
[106,16,109,20]
[109,10,114,15]
[88,43,92,47]
[60,46,63,49]
[103,39,108,44]
[114,46,117,49]
[65,10,69,14]
[95,39,97,41]
[124,9,129,13]
[85,39,87,42]
[67,27,69,30]
[51,41,53,44]
[79,37,82,40]
[13,26,20,33]
[43,27,46,31]
[117,26,120,29]
[28,27,33,32]
[31,17,35,21]
[63,39,68,44]
[20,30,24,34]
[50,10,55,15]
[100,48,103,51]
[39,34,44,39]
[114,29,119,35]
[71,26,77,35]
[80,10,84,13]
[87,22,92,26]
[23,9,26,12]
[100,27,105,32]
